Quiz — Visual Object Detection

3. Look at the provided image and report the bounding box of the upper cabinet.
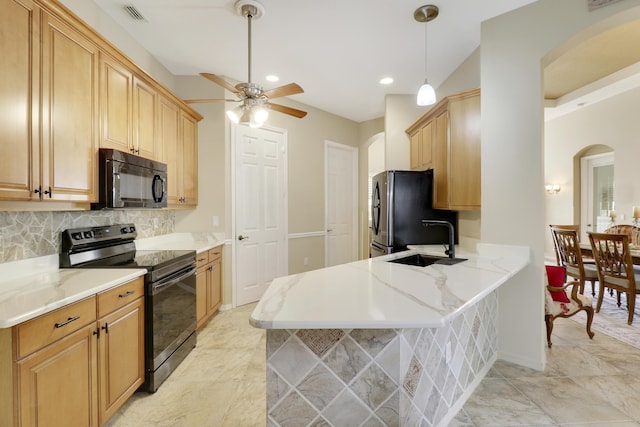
[160,96,198,207]
[0,0,98,202]
[408,121,433,171]
[407,88,480,211]
[100,54,160,160]
[0,0,202,207]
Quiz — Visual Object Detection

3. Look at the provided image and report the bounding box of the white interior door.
[581,152,614,240]
[325,141,358,266]
[234,125,287,306]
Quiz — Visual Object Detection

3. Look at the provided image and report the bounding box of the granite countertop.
[250,243,530,330]
[0,257,145,328]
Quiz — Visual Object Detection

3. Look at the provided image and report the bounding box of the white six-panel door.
[325,141,358,266]
[233,125,287,306]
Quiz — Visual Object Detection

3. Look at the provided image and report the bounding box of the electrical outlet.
[153,218,159,227]
[445,341,452,365]
[303,257,309,266]
[213,216,219,227]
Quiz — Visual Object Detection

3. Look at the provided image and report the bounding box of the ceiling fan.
[184,0,307,127]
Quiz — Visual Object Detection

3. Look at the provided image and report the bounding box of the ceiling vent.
[122,4,146,21]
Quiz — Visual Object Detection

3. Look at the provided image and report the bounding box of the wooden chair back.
[550,227,587,282]
[588,232,639,324]
[549,224,581,265]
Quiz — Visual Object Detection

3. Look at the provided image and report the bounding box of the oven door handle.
[152,265,197,294]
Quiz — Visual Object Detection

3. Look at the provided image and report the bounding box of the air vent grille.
[123,4,146,21]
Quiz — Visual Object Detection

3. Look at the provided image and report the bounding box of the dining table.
[580,242,640,264]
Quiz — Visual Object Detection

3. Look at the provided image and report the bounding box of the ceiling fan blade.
[263,83,304,99]
[200,73,240,94]
[268,102,308,119]
[183,98,238,104]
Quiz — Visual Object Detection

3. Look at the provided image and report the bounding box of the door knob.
[327,229,333,233]
[238,235,249,240]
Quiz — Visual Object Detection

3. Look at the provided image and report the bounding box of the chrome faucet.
[421,220,455,259]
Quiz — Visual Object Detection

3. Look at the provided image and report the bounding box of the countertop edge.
[0,269,146,328]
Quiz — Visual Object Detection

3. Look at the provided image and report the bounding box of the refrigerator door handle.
[371,181,381,235]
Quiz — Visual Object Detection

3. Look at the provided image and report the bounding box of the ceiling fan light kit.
[185,0,307,127]
[415,4,439,107]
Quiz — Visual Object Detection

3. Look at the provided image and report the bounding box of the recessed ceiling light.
[266,75,279,82]
[379,77,394,85]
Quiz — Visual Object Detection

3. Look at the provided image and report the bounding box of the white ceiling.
[88,0,537,123]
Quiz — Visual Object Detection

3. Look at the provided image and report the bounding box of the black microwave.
[92,148,167,209]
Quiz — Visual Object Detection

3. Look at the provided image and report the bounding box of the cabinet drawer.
[15,296,97,359]
[97,277,144,318]
[209,247,222,262]
[196,251,210,268]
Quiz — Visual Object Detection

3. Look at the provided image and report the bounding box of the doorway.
[580,152,615,239]
[325,141,358,267]
[232,124,288,306]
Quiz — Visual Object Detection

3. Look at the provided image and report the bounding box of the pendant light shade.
[414,5,439,106]
[417,80,436,106]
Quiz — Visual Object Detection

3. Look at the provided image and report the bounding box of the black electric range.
[59,224,197,392]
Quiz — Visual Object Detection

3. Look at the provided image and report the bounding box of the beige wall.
[481,0,640,370]
[545,87,640,258]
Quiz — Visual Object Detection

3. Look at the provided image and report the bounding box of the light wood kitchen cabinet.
[162,95,199,207]
[0,0,201,207]
[13,296,99,427]
[407,88,480,210]
[0,1,98,202]
[196,247,222,330]
[0,277,144,427]
[0,0,40,201]
[408,121,433,171]
[96,279,145,425]
[100,53,160,160]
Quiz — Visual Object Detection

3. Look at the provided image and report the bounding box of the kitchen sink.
[387,254,467,267]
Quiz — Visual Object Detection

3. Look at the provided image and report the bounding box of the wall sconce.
[545,184,560,194]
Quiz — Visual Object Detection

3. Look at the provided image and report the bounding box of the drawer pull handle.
[54,316,80,328]
[198,257,207,262]
[118,290,135,298]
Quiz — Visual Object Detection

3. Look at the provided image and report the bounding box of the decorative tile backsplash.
[0,210,174,263]
[266,292,498,427]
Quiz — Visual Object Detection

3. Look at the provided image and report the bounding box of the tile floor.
[106,304,640,427]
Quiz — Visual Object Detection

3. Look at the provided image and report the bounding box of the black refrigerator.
[370,169,457,257]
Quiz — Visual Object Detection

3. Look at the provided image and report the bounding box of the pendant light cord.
[424,20,428,81]
[247,10,253,83]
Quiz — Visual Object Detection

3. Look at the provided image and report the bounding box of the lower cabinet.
[196,247,223,330]
[0,277,144,427]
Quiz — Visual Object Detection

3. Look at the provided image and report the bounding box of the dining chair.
[549,224,595,265]
[544,265,594,348]
[588,232,640,325]
[550,226,599,296]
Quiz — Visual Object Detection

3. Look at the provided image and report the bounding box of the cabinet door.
[409,129,421,170]
[0,0,39,201]
[196,265,208,329]
[133,76,158,159]
[449,95,481,209]
[208,258,222,314]
[98,297,145,425]
[180,112,198,206]
[100,54,133,153]
[159,96,182,206]
[433,110,450,209]
[17,324,98,427]
[420,122,433,169]
[41,12,99,202]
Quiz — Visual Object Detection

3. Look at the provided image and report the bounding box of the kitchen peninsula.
[250,244,529,427]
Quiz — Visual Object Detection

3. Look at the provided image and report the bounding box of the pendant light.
[415,5,439,106]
